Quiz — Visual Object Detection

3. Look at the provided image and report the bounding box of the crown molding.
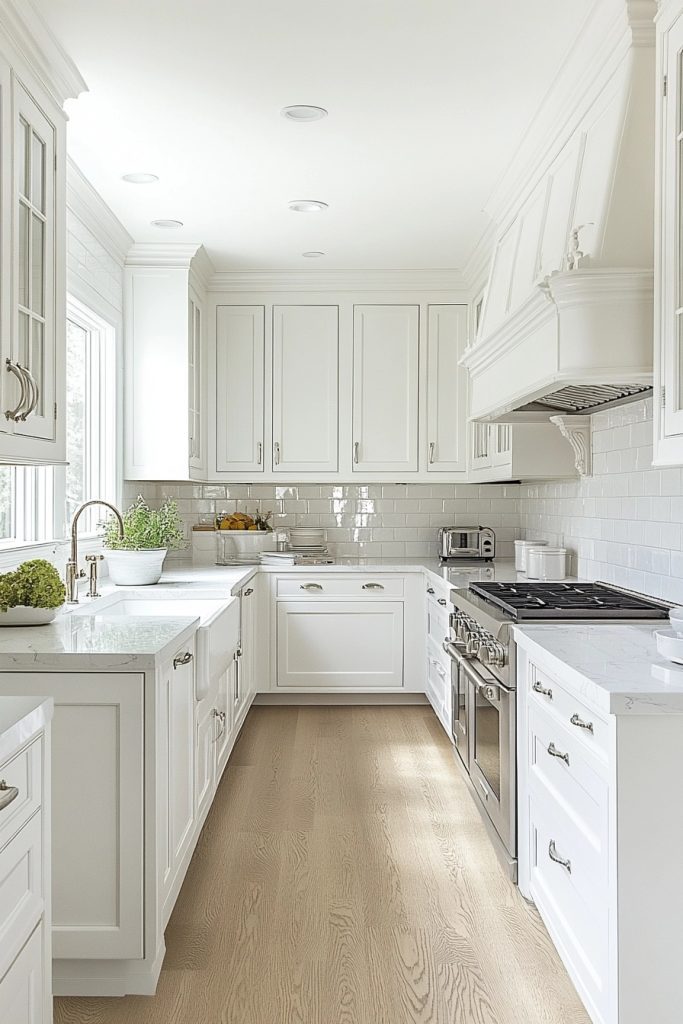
[189,246,216,292]
[125,242,203,270]
[0,0,87,108]
[482,0,656,230]
[207,268,468,294]
[66,159,133,266]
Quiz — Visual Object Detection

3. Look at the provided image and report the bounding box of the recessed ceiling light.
[150,218,183,229]
[302,251,325,258]
[122,172,159,184]
[281,105,328,122]
[288,200,328,213]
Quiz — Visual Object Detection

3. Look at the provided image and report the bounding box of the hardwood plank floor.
[55,706,590,1024]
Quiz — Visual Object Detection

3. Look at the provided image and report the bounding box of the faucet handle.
[85,554,104,562]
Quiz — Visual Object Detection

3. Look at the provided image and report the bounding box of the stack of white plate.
[289,527,325,550]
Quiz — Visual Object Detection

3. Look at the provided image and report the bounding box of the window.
[0,296,117,548]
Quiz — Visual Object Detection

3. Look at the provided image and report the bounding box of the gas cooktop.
[469,581,671,621]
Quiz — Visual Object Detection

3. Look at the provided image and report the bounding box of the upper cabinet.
[215,305,265,474]
[352,304,419,473]
[0,9,83,465]
[426,304,467,473]
[272,305,338,474]
[655,2,683,465]
[124,246,209,480]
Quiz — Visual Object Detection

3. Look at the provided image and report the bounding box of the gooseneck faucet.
[66,500,124,604]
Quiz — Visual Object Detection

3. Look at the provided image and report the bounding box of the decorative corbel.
[549,415,592,476]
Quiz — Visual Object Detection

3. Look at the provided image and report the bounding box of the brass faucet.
[66,500,124,604]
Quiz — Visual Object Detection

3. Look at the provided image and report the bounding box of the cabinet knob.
[173,651,194,669]
[244,587,254,596]
[437,598,447,606]
[426,587,435,595]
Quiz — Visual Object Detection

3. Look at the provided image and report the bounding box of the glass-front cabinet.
[656,5,683,464]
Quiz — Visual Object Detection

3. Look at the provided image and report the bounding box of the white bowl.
[669,607,683,634]
[0,605,61,626]
[655,629,683,665]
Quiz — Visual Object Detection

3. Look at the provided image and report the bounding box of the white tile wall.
[123,481,520,562]
[519,397,683,602]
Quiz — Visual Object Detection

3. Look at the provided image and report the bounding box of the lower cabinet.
[276,600,404,689]
[0,924,46,1024]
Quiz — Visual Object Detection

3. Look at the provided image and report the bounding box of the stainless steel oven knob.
[481,640,507,667]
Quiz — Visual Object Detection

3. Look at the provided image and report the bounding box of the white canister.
[527,546,567,581]
[514,539,548,572]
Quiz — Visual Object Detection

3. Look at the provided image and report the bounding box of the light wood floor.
[55,706,590,1024]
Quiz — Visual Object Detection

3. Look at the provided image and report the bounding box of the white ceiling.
[35,0,594,272]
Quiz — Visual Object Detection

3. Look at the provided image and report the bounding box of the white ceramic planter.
[105,548,168,586]
[0,605,61,626]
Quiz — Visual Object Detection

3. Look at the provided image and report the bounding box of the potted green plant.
[0,559,66,625]
[102,495,184,586]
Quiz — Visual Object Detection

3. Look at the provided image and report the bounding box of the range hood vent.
[517,383,653,416]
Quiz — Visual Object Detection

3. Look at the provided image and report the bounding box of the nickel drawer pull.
[362,582,384,590]
[532,680,553,700]
[570,712,594,733]
[5,359,28,421]
[548,839,571,874]
[257,441,262,465]
[0,780,19,812]
[427,587,435,595]
[212,708,226,741]
[244,587,254,596]
[429,441,435,464]
[547,742,570,766]
[437,598,447,606]
[353,441,360,464]
[300,583,323,591]
[273,441,280,465]
[173,651,194,669]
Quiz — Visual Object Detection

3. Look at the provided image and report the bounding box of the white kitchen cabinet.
[0,924,46,1024]
[124,249,208,480]
[426,305,467,473]
[239,582,257,703]
[277,600,404,689]
[468,420,575,481]
[0,47,74,464]
[655,3,683,464]
[215,305,265,473]
[272,305,338,473]
[214,661,235,780]
[352,304,419,473]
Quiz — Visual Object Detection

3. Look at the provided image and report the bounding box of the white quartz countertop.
[0,695,53,764]
[514,623,683,715]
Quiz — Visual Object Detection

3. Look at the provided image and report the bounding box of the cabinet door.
[240,583,257,700]
[216,306,265,472]
[214,662,234,781]
[163,647,196,882]
[426,305,467,472]
[662,17,683,439]
[195,706,215,823]
[188,289,204,472]
[277,601,404,688]
[272,305,338,472]
[469,421,492,471]
[352,305,418,472]
[492,423,512,467]
[0,924,45,1024]
[12,80,56,443]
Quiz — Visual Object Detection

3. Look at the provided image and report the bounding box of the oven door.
[443,640,470,767]
[463,658,516,857]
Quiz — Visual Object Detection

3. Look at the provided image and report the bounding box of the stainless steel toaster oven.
[438,526,495,561]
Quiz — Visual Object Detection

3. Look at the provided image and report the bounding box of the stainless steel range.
[443,581,670,880]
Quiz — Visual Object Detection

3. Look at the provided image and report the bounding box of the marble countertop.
[514,623,683,715]
[0,695,53,764]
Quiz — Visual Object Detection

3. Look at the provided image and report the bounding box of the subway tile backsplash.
[122,482,519,562]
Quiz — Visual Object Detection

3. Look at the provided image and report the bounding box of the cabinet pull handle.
[429,441,435,464]
[0,780,19,812]
[362,582,384,590]
[257,441,262,465]
[353,441,359,464]
[273,441,280,465]
[173,651,194,669]
[437,597,447,606]
[547,742,570,766]
[532,680,553,700]
[21,366,39,419]
[570,712,594,734]
[427,587,435,595]
[212,708,226,742]
[4,359,27,421]
[244,587,254,596]
[548,839,571,874]
[300,582,323,591]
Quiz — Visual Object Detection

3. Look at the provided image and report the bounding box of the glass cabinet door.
[13,79,56,441]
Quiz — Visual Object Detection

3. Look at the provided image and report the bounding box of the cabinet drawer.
[0,921,45,1024]
[528,702,608,855]
[276,575,404,599]
[527,661,609,763]
[0,739,42,853]
[426,646,451,735]
[0,813,43,981]
[426,597,449,650]
[528,794,608,1021]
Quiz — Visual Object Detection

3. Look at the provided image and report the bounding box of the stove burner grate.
[469,581,670,620]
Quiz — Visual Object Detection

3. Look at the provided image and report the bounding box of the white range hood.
[462,0,656,423]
